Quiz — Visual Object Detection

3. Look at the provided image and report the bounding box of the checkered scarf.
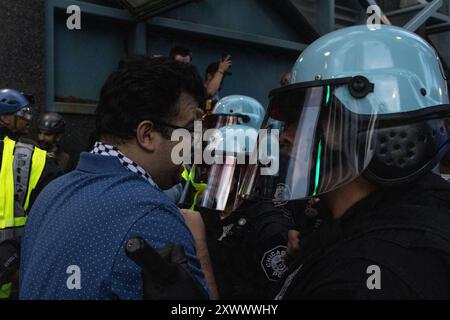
[91,141,157,188]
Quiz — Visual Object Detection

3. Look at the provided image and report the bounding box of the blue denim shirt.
[19,153,208,300]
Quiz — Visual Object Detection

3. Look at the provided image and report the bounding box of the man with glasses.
[0,89,61,299]
[19,57,216,299]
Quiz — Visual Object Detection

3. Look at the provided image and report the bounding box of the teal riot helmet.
[186,95,266,213]
[212,95,266,130]
[241,25,450,204]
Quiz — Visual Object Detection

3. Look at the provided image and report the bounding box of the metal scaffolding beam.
[146,17,308,52]
[317,0,335,34]
[269,0,321,43]
[404,0,443,32]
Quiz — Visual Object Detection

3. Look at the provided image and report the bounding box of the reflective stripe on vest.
[181,165,207,210]
[0,136,46,230]
[0,283,12,299]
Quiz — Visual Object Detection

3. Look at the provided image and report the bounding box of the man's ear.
[136,120,158,152]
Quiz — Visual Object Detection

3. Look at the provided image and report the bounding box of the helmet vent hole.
[420,88,427,96]
[389,131,396,138]
[407,142,415,149]
[386,158,394,165]
[1,98,6,103]
[380,148,387,155]
[400,132,407,139]
[394,144,401,151]
[407,151,415,158]
[379,136,387,143]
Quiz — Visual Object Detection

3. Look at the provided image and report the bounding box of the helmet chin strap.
[12,115,19,133]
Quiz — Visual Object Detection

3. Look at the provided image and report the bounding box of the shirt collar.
[91,141,158,188]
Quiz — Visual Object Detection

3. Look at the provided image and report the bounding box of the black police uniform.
[275,173,450,300]
[204,200,295,300]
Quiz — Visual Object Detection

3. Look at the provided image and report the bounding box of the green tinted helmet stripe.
[312,139,323,196]
[326,85,331,106]
[312,86,329,196]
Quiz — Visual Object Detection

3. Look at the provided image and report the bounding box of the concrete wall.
[0,0,45,115]
[0,0,96,167]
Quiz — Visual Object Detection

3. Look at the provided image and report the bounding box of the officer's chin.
[20,127,30,136]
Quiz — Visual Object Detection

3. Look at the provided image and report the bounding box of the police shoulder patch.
[261,245,288,282]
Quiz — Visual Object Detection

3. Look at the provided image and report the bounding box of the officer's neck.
[323,176,377,220]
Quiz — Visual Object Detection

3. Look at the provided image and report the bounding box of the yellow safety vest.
[181,165,207,210]
[0,136,46,298]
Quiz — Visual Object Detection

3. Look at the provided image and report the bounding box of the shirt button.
[238,218,247,226]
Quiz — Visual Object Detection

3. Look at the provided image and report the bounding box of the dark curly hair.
[96,55,205,141]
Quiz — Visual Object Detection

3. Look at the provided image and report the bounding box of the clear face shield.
[15,106,34,122]
[197,155,249,212]
[179,114,257,213]
[239,78,379,204]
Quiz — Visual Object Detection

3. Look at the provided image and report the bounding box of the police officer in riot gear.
[37,112,72,172]
[182,95,295,299]
[243,25,450,299]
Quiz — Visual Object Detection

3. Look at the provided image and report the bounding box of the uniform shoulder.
[296,231,450,299]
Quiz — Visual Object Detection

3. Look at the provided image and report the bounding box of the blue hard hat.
[0,89,31,115]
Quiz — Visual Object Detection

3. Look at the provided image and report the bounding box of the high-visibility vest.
[0,136,47,298]
[181,165,207,210]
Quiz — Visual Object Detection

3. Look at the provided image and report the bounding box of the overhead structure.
[117,0,194,20]
[403,0,443,31]
[383,0,450,34]
[358,0,392,25]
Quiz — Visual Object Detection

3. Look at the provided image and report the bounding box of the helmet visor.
[15,106,33,122]
[192,113,257,212]
[242,79,379,202]
[196,156,249,212]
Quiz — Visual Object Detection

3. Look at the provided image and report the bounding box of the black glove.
[125,237,208,300]
[0,240,20,287]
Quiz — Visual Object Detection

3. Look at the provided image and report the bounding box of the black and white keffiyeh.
[91,141,157,188]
